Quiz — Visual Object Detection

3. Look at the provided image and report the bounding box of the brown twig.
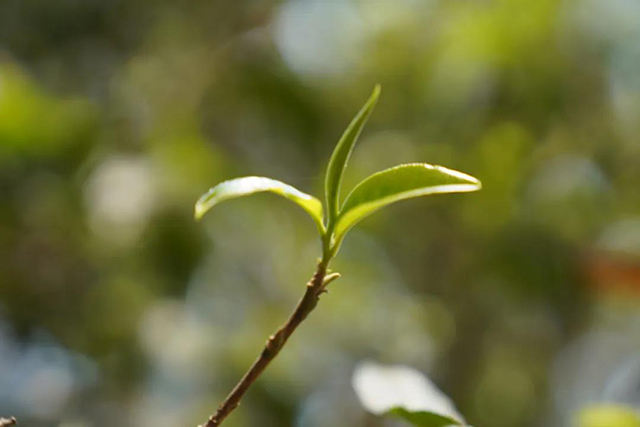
[0,417,16,426]
[198,261,332,427]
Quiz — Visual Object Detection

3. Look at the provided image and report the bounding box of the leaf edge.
[324,84,381,225]
[333,163,482,241]
[194,176,325,234]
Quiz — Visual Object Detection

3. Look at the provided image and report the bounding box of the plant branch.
[198,260,333,427]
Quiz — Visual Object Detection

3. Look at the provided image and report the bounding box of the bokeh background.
[1,1,640,426]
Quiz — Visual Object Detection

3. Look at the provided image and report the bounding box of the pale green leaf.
[325,85,381,224]
[335,163,481,239]
[195,176,324,232]
[352,361,467,427]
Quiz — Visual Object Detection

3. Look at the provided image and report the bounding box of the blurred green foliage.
[577,404,640,427]
[1,1,640,426]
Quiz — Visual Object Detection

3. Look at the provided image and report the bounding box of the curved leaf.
[195,176,324,232]
[325,85,381,224]
[352,361,466,427]
[335,163,481,239]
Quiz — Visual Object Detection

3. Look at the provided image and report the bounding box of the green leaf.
[335,163,481,240]
[195,176,324,233]
[352,361,467,427]
[325,85,381,225]
[389,408,464,427]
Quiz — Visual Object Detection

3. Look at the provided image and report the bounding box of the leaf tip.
[372,84,382,99]
[466,174,482,192]
[194,202,206,221]
[475,178,483,190]
[194,191,213,221]
[434,165,482,191]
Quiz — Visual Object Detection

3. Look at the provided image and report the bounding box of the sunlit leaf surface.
[335,163,481,239]
[352,361,466,427]
[325,85,381,223]
[195,176,324,232]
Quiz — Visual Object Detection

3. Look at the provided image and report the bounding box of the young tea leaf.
[334,163,481,240]
[325,85,381,225]
[195,176,324,232]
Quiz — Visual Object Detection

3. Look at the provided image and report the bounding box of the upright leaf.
[195,176,324,233]
[334,163,481,240]
[325,85,381,225]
